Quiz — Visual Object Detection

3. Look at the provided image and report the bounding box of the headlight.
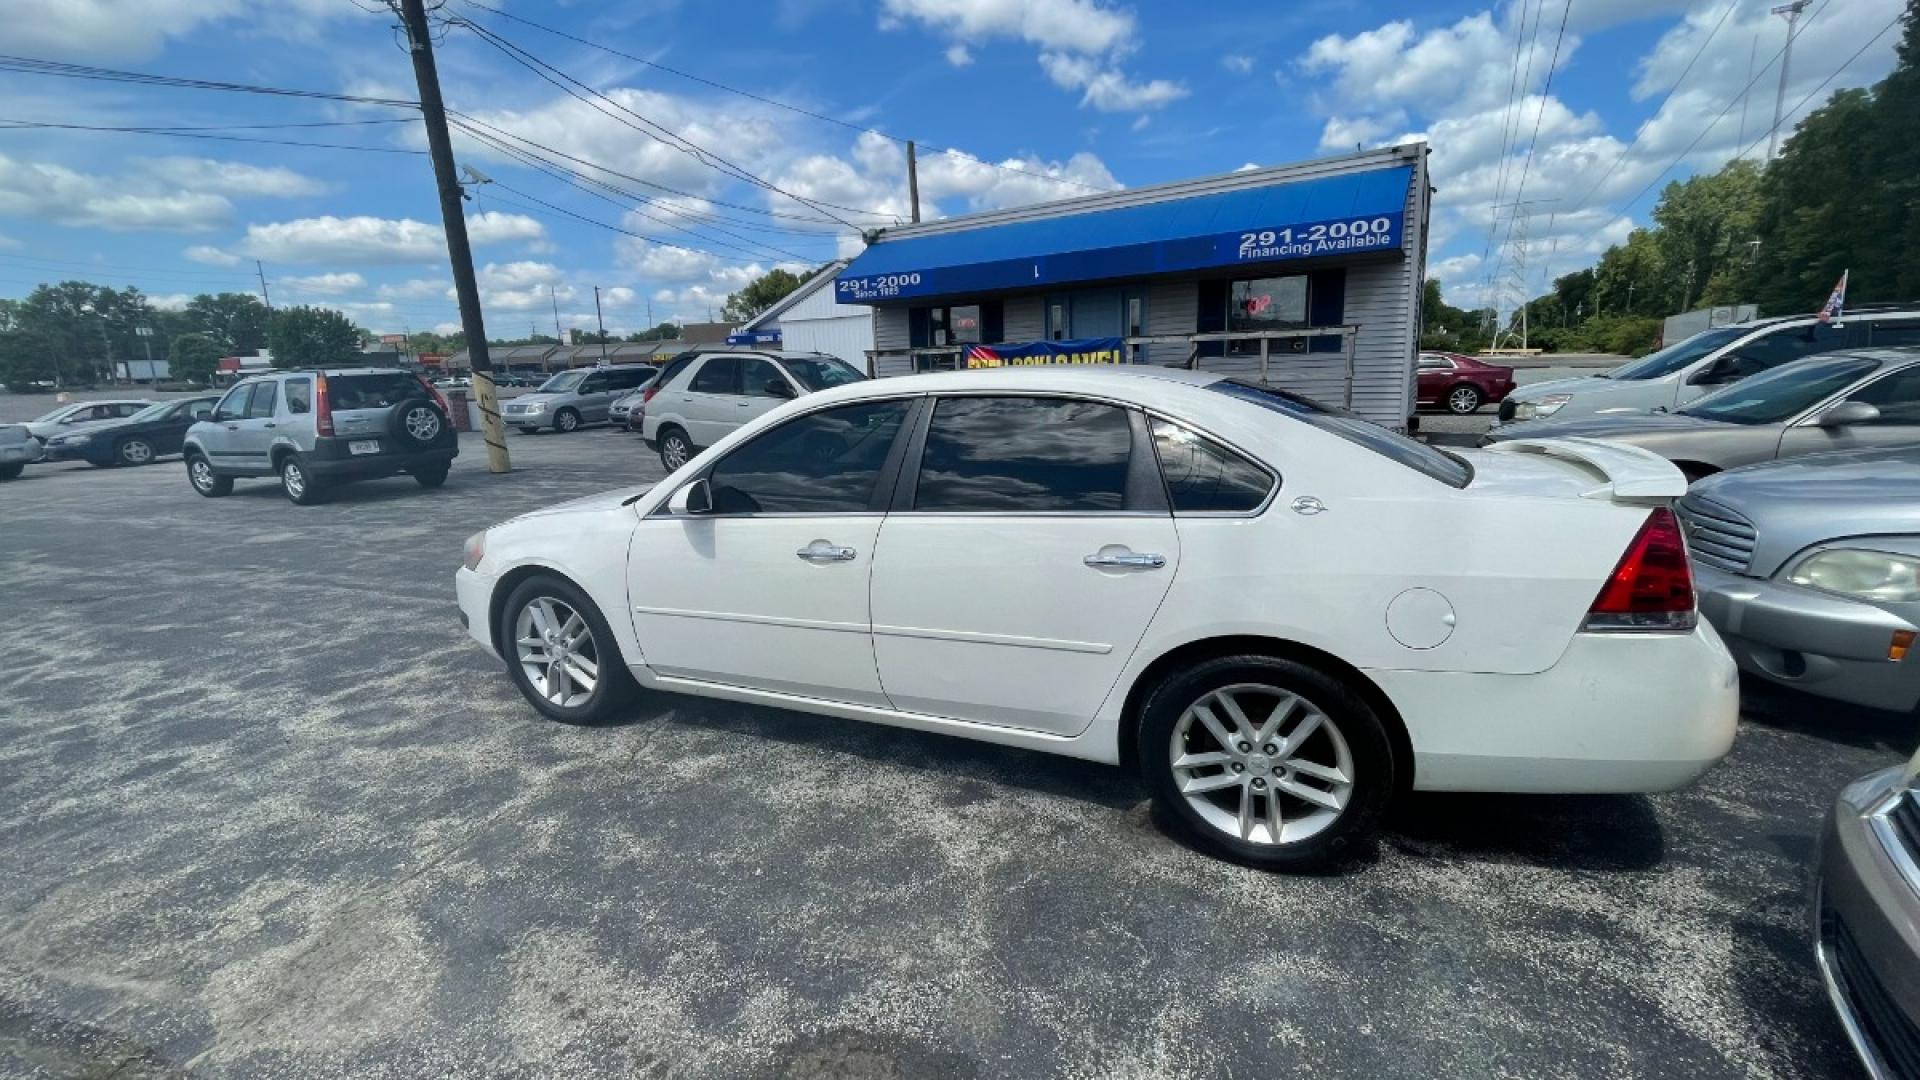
[63,434,90,446]
[462,530,487,571]
[1528,394,1572,418]
[1786,548,1920,603]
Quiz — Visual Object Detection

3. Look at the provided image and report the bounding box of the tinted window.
[111,403,145,418]
[579,374,608,394]
[1150,418,1274,512]
[328,373,418,411]
[1211,381,1473,488]
[214,385,252,421]
[655,354,695,390]
[1607,326,1750,380]
[284,378,312,415]
[740,357,789,399]
[1679,356,1879,424]
[187,399,216,421]
[1845,365,1920,425]
[610,366,657,390]
[915,397,1132,513]
[1866,319,1920,348]
[689,356,740,395]
[539,370,585,393]
[1728,322,1849,373]
[707,399,910,514]
[1417,354,1452,370]
[779,356,866,390]
[247,381,278,419]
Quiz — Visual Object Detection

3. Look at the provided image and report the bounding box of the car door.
[627,397,918,706]
[1778,364,1920,459]
[572,372,610,423]
[227,380,281,471]
[201,383,256,469]
[866,395,1181,735]
[1416,354,1452,404]
[156,398,211,455]
[676,355,742,446]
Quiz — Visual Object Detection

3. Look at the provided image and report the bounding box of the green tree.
[167,332,224,385]
[0,328,62,389]
[721,268,805,322]
[267,306,361,369]
[627,321,681,342]
[1649,160,1764,310]
[184,292,270,352]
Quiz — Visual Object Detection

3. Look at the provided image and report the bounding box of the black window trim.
[888,390,1172,517]
[650,394,926,519]
[1789,357,1919,426]
[1144,413,1281,518]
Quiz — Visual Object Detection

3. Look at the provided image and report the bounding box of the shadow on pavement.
[1385,790,1667,872]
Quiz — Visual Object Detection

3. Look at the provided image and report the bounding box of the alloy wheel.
[514,597,600,708]
[1447,387,1481,414]
[403,405,441,442]
[190,459,215,491]
[120,440,153,465]
[557,410,579,433]
[1168,683,1354,846]
[662,434,689,470]
[282,460,306,499]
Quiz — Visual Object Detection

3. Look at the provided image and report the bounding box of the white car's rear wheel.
[1139,655,1395,869]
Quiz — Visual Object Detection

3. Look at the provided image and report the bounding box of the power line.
[1481,0,1542,270]
[0,252,265,283]
[474,176,789,266]
[452,0,1116,196]
[0,118,426,154]
[1484,0,1572,303]
[1729,8,1902,162]
[0,55,418,108]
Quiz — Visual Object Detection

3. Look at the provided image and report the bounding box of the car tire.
[414,464,449,488]
[389,398,445,449]
[657,426,694,471]
[117,438,156,466]
[1137,654,1395,871]
[1445,385,1483,415]
[500,574,638,725]
[518,426,540,436]
[0,462,22,481]
[186,454,232,497]
[279,454,324,505]
[554,408,581,434]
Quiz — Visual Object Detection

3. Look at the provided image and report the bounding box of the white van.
[1498,309,1920,424]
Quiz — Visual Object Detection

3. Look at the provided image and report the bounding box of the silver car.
[1814,743,1919,1080]
[22,399,152,443]
[1488,350,1920,481]
[1679,446,1920,712]
[0,423,41,479]
[503,365,657,434]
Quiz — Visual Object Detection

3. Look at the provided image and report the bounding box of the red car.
[1417,352,1515,415]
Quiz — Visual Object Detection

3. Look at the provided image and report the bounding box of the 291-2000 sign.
[839,272,921,299]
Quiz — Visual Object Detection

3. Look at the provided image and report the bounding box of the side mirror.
[1816,400,1881,427]
[764,379,796,399]
[667,477,712,514]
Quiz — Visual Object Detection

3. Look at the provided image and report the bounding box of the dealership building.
[808,143,1431,427]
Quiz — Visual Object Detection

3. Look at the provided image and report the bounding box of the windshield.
[1211,380,1473,488]
[1679,356,1880,424]
[127,402,174,423]
[538,371,586,393]
[32,404,79,423]
[778,356,866,391]
[1605,327,1750,381]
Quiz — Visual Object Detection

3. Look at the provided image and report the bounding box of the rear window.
[779,356,866,391]
[654,354,695,390]
[1211,380,1472,488]
[327,373,420,411]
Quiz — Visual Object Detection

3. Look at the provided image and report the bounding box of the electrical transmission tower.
[1488,198,1557,351]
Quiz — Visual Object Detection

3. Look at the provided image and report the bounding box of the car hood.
[1688,447,1920,575]
[510,483,656,522]
[1507,374,1615,402]
[1485,411,1728,443]
[506,393,565,407]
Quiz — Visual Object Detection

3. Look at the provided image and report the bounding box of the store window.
[1228,275,1308,355]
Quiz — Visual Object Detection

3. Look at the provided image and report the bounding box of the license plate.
[349,439,380,455]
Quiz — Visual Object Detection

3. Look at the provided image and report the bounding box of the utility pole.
[550,284,563,341]
[593,286,609,364]
[255,261,273,313]
[1767,1,1811,163]
[1680,258,1698,313]
[1737,34,1758,157]
[907,140,921,223]
[1626,281,1636,312]
[398,0,508,472]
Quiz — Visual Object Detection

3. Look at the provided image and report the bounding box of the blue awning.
[835,165,1413,304]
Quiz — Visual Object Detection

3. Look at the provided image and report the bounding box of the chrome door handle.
[1084,552,1166,569]
[797,544,857,563]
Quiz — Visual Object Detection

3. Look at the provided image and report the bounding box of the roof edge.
[743,259,847,330]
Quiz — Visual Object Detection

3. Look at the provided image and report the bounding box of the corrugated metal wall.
[780,316,873,367]
[1004,295,1045,342]
[1145,279,1198,366]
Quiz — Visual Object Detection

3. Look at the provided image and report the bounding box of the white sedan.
[455,367,1738,869]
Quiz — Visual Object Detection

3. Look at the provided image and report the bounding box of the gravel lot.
[1,393,1913,1078]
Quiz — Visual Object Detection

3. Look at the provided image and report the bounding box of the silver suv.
[639,350,865,469]
[503,364,658,434]
[183,368,458,505]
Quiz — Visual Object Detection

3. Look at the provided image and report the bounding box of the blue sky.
[0,0,1905,336]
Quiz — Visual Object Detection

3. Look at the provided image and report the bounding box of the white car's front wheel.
[501,574,637,725]
[1139,655,1395,870]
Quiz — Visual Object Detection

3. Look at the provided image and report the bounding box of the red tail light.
[314,374,334,437]
[641,384,661,405]
[1583,507,1696,632]
[415,373,452,419]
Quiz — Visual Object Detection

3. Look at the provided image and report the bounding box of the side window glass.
[114,404,142,417]
[740,358,787,398]
[1846,368,1920,425]
[1149,419,1275,513]
[248,381,278,419]
[579,375,606,395]
[707,399,911,514]
[915,397,1132,513]
[1868,320,1920,348]
[214,385,252,421]
[284,379,312,415]
[689,357,739,395]
[189,400,216,420]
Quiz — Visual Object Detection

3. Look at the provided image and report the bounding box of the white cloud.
[1233,162,1261,173]
[479,261,563,289]
[139,157,327,198]
[465,211,548,246]
[1039,51,1188,111]
[1317,112,1406,153]
[1222,54,1255,75]
[0,153,231,232]
[432,321,463,336]
[279,272,365,295]
[184,244,241,266]
[602,286,638,307]
[878,0,1135,54]
[7,0,351,61]
[945,43,974,66]
[148,293,193,311]
[0,233,19,250]
[234,212,547,265]
[377,278,448,301]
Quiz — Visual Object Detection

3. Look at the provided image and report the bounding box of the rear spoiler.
[1485,436,1687,503]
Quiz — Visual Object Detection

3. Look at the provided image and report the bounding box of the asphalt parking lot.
[2,407,1915,1078]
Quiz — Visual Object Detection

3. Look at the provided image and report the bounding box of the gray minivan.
[502,364,658,434]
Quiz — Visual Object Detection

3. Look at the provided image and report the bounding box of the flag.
[1817,270,1848,322]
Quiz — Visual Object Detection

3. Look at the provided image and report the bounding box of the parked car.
[501,365,658,434]
[1679,446,1920,712]
[21,399,152,444]
[1813,743,1919,1080]
[40,395,220,467]
[640,350,867,469]
[1498,308,1920,424]
[609,373,664,432]
[1487,350,1920,481]
[433,376,472,390]
[183,368,457,505]
[1417,352,1515,415]
[0,423,41,479]
[456,367,1736,869]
